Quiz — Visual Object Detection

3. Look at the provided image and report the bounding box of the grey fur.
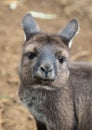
[22,13,40,40]
[18,13,92,130]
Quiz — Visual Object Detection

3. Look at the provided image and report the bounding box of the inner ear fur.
[21,13,40,40]
[58,19,79,48]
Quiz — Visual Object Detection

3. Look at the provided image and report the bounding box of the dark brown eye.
[27,52,36,59]
[58,56,65,64]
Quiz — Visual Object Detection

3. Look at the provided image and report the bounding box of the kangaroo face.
[19,13,79,89]
[19,34,69,87]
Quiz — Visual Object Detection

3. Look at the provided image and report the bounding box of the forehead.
[24,33,68,52]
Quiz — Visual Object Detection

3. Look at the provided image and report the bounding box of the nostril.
[40,67,46,73]
[34,64,55,80]
[40,66,53,74]
[49,68,53,72]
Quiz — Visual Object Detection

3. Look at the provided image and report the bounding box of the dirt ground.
[0,0,92,130]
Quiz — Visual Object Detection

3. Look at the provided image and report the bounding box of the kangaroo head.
[19,13,79,89]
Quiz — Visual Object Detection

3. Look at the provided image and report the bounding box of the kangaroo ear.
[58,19,79,48]
[21,13,40,40]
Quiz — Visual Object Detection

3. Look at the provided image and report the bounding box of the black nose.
[40,64,53,77]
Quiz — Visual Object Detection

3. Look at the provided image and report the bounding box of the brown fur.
[18,15,92,130]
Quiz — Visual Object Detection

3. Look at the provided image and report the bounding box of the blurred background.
[0,0,92,130]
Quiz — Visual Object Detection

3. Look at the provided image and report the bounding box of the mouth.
[35,78,54,85]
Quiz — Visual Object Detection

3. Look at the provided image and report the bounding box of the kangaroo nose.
[33,63,56,81]
[40,64,53,76]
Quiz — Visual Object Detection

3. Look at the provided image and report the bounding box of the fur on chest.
[19,87,52,122]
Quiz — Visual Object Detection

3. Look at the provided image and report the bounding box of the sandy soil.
[0,0,92,130]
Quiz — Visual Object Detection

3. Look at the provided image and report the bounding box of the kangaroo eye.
[58,56,65,64]
[27,52,36,59]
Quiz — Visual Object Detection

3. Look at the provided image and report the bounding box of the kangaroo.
[18,13,92,130]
